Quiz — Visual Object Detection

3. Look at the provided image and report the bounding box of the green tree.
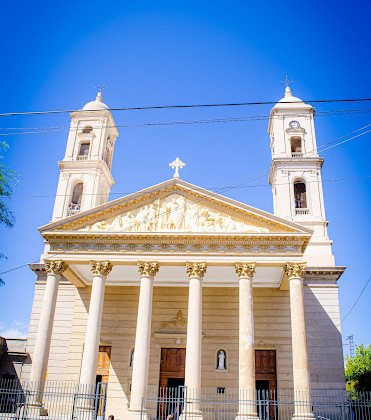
[345,344,371,392]
[0,141,18,285]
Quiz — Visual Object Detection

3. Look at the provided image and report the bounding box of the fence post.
[20,382,29,420]
[101,383,107,420]
[140,393,143,420]
[94,383,100,419]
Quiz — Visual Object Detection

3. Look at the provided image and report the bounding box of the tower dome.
[82,91,109,111]
[274,86,312,110]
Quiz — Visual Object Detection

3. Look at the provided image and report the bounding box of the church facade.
[22,88,345,419]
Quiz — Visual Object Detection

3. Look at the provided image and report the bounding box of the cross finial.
[282,75,293,88]
[169,157,186,179]
[96,83,107,92]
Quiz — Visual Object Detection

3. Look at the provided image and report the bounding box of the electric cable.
[1,98,371,117]
[1,109,371,138]
[0,123,370,276]
[341,274,371,323]
[1,176,370,199]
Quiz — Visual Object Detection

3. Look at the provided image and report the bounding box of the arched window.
[68,182,83,215]
[294,181,307,209]
[216,349,227,370]
[291,137,302,157]
[82,125,93,134]
[78,142,90,159]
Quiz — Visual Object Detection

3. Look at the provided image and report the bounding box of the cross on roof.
[95,83,107,92]
[169,157,186,179]
[281,75,293,87]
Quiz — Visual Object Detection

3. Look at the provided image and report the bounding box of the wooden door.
[96,346,111,385]
[255,350,277,419]
[158,348,186,419]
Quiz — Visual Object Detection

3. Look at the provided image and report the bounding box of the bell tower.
[268,86,335,265]
[51,91,119,221]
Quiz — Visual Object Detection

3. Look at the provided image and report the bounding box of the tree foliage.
[345,344,371,391]
[0,141,18,286]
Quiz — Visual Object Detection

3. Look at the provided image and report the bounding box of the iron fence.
[0,379,107,419]
[142,387,371,420]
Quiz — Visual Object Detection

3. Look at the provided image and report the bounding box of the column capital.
[186,262,207,278]
[44,260,68,276]
[235,262,256,279]
[284,262,306,280]
[137,261,159,277]
[90,260,113,276]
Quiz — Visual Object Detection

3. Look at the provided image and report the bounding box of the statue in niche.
[217,350,226,370]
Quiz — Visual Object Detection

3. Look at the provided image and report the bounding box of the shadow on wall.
[304,287,346,390]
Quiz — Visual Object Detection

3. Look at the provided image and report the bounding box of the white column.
[80,261,112,385]
[30,260,68,384]
[183,262,207,419]
[235,263,259,420]
[285,263,315,420]
[128,261,159,418]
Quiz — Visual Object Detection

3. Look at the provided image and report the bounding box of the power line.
[341,274,371,323]
[1,98,371,117]
[2,176,370,199]
[0,123,369,276]
[2,108,371,137]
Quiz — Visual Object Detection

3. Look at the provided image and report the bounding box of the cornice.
[268,157,324,184]
[42,231,311,257]
[304,266,346,281]
[58,159,114,186]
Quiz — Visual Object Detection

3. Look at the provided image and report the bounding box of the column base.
[235,413,259,420]
[125,409,148,420]
[292,414,316,420]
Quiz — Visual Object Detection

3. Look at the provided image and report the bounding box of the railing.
[0,379,107,419]
[291,152,303,157]
[141,387,371,420]
[295,208,309,215]
[77,155,89,160]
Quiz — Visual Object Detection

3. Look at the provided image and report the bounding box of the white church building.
[21,87,346,419]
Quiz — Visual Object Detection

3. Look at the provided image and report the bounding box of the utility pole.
[346,335,355,358]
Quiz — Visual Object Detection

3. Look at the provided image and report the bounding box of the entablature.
[42,231,311,257]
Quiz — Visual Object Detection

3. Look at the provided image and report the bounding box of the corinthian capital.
[44,260,68,276]
[90,261,113,276]
[186,262,207,278]
[137,261,159,277]
[235,262,256,279]
[284,262,306,280]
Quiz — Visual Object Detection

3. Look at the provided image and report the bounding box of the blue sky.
[0,1,370,357]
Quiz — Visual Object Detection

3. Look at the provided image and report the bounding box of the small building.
[21,87,346,419]
[0,337,28,381]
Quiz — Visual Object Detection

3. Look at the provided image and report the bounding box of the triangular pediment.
[40,179,311,235]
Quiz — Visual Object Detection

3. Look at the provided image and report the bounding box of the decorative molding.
[284,262,306,280]
[256,341,275,349]
[44,260,68,276]
[52,185,294,233]
[48,238,304,256]
[137,261,159,277]
[161,310,187,328]
[235,262,256,279]
[90,260,113,276]
[186,262,207,278]
[79,193,270,234]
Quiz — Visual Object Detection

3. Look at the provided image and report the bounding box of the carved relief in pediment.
[79,194,269,234]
